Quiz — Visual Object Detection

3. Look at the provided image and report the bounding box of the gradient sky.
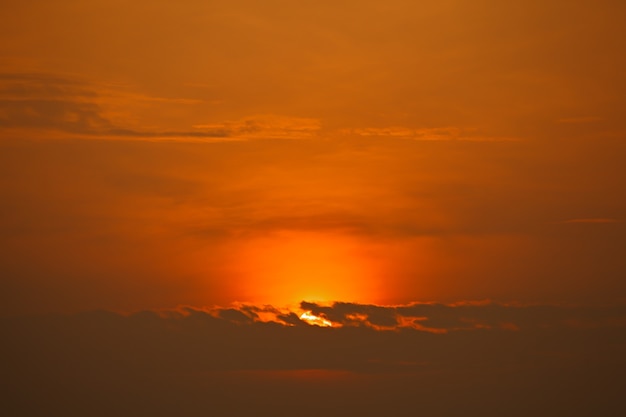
[1,0,626,315]
[3,3,626,417]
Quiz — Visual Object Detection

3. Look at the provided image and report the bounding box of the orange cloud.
[342,126,519,142]
[0,73,322,142]
[0,72,231,140]
[193,114,322,140]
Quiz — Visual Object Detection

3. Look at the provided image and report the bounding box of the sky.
[1,1,626,415]
[1,0,625,314]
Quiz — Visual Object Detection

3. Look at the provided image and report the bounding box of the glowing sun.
[299,311,334,327]
[230,231,383,306]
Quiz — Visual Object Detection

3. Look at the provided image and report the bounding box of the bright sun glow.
[299,311,334,327]
[228,231,385,306]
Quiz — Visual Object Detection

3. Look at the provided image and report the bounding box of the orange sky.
[1,0,626,314]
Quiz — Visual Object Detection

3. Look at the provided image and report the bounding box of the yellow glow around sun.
[230,231,384,306]
[299,311,334,327]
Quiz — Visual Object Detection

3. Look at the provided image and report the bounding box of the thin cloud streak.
[558,218,622,224]
[342,126,520,142]
[2,73,530,143]
[557,116,603,124]
[193,115,322,140]
[0,72,322,142]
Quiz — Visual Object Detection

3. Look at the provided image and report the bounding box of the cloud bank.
[2,301,625,416]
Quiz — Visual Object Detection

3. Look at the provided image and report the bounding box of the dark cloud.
[275,311,305,326]
[0,73,228,139]
[301,301,626,332]
[301,301,400,328]
[0,73,327,141]
[0,99,113,133]
[0,72,97,99]
[2,302,625,416]
[216,307,256,324]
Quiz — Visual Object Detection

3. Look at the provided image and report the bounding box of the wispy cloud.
[193,114,322,140]
[342,126,519,142]
[0,72,229,140]
[557,116,603,124]
[0,73,320,142]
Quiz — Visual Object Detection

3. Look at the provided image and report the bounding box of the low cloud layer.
[3,301,625,416]
[299,301,626,332]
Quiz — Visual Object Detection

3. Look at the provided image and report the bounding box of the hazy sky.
[1,0,626,315]
[2,3,626,417]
